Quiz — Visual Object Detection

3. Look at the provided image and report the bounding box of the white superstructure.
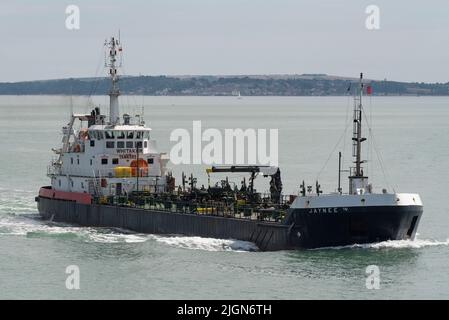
[47,36,171,198]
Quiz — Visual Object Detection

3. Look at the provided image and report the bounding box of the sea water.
[0,95,448,299]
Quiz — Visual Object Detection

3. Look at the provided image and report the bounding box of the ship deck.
[94,193,288,224]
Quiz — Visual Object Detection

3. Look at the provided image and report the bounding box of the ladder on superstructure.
[89,169,103,197]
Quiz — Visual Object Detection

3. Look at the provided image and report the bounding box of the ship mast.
[105,36,122,125]
[353,73,366,176]
[349,73,368,194]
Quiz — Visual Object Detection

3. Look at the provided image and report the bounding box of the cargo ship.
[36,36,423,250]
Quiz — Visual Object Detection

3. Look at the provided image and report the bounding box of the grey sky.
[1,0,448,83]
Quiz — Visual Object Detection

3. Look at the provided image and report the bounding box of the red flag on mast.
[366,85,372,95]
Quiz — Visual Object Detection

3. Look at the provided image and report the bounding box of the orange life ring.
[130,159,148,177]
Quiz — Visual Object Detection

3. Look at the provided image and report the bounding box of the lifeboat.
[114,166,132,178]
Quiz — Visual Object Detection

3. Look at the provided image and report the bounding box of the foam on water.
[352,238,449,249]
[0,214,147,242]
[149,235,259,252]
[315,235,449,250]
[87,232,149,243]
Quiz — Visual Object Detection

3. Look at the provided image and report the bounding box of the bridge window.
[136,131,143,139]
[143,131,150,139]
[91,131,104,140]
[117,141,125,148]
[105,131,115,139]
[106,141,115,148]
[126,141,134,148]
[126,131,134,139]
[117,131,125,139]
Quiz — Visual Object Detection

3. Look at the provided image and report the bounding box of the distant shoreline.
[1,74,448,96]
[0,94,449,99]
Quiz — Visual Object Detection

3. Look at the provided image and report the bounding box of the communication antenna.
[104,35,123,125]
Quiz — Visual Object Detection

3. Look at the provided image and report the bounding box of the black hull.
[36,196,290,251]
[36,196,422,251]
[286,205,423,248]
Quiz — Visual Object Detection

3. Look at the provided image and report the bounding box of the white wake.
[149,235,259,252]
[315,235,449,250]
